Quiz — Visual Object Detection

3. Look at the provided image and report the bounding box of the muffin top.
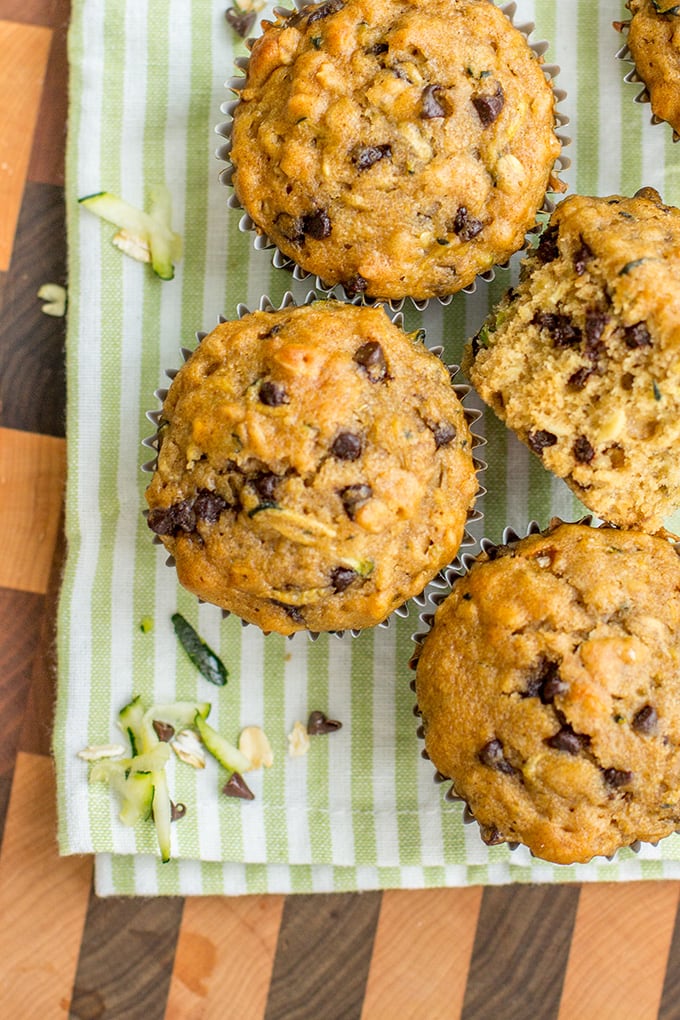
[463,188,680,531]
[627,0,680,136]
[145,301,478,635]
[230,0,562,301]
[415,521,680,864]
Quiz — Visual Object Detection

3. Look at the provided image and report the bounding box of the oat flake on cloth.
[55,0,680,896]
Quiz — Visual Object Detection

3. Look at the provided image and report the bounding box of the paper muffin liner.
[408,517,652,863]
[142,289,487,640]
[215,0,572,312]
[615,17,680,142]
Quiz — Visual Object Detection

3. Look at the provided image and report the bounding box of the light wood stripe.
[0,752,92,1015]
[0,427,65,593]
[166,895,285,1019]
[362,887,483,1020]
[559,882,680,1020]
[0,20,52,270]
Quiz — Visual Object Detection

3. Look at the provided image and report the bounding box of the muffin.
[414,520,680,865]
[228,0,563,302]
[463,188,680,532]
[626,0,680,138]
[145,300,479,635]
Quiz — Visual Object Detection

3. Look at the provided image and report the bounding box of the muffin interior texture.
[415,522,680,864]
[627,0,680,135]
[145,301,478,634]
[464,189,680,531]
[230,0,561,300]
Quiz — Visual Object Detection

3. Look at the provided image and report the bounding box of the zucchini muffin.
[627,0,680,137]
[229,0,563,301]
[145,301,478,635]
[415,521,680,865]
[464,188,680,531]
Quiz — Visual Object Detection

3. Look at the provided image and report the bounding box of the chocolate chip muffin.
[463,188,680,532]
[145,300,478,635]
[229,0,563,301]
[626,0,680,137]
[414,520,680,865]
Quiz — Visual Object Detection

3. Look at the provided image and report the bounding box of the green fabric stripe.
[351,631,377,862]
[576,0,600,194]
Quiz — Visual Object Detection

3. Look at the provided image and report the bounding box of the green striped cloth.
[55,0,680,896]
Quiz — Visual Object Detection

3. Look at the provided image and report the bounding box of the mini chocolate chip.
[623,322,652,349]
[603,767,634,788]
[573,435,595,464]
[533,311,582,347]
[527,429,558,455]
[525,660,567,703]
[430,421,457,448]
[225,6,256,37]
[193,489,229,523]
[307,710,343,734]
[568,366,594,390]
[152,720,175,742]
[147,499,196,536]
[478,738,516,775]
[632,704,658,734]
[354,143,392,169]
[421,84,446,119]
[344,273,368,295]
[306,0,344,24]
[331,431,363,460]
[259,380,289,406]
[546,724,589,754]
[573,237,594,275]
[271,600,305,623]
[535,224,560,264]
[251,472,280,502]
[275,212,304,245]
[453,206,483,241]
[302,209,332,240]
[353,340,387,382]
[480,825,505,846]
[223,772,255,800]
[170,801,187,821]
[367,40,388,55]
[329,566,358,592]
[585,309,608,350]
[472,85,505,126]
[340,483,372,519]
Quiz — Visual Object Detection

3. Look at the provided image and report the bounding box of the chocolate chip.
[170,801,187,821]
[223,772,255,800]
[573,435,595,464]
[603,767,634,788]
[147,498,196,536]
[272,600,305,623]
[225,6,256,37]
[480,825,505,846]
[307,710,343,734]
[353,340,387,382]
[632,704,658,735]
[527,429,558,455]
[251,472,280,502]
[344,273,368,295]
[430,421,457,448]
[478,738,516,775]
[525,660,567,703]
[546,724,589,754]
[306,0,344,24]
[535,224,560,264]
[568,366,594,390]
[623,322,652,349]
[152,720,175,742]
[533,311,582,347]
[340,483,372,519]
[421,84,446,119]
[573,237,594,275]
[331,431,363,460]
[354,143,392,169]
[472,85,505,126]
[302,209,332,240]
[329,566,357,592]
[193,489,229,523]
[275,212,304,245]
[367,40,388,55]
[585,309,608,352]
[259,380,289,406]
[453,206,483,241]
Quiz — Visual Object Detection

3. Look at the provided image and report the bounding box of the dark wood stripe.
[264,891,382,1020]
[658,893,680,1020]
[0,181,66,436]
[0,0,68,26]
[461,884,580,1020]
[70,895,185,1020]
[28,1,69,186]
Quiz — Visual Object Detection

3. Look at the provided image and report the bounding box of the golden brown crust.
[145,301,478,634]
[230,0,561,301]
[415,522,680,864]
[464,189,680,531]
[628,0,680,135]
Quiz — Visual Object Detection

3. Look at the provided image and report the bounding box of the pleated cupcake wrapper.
[214,0,572,311]
[615,19,680,143]
[142,289,487,640]
[408,516,653,864]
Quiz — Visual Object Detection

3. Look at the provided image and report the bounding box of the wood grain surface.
[2,1,680,1017]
